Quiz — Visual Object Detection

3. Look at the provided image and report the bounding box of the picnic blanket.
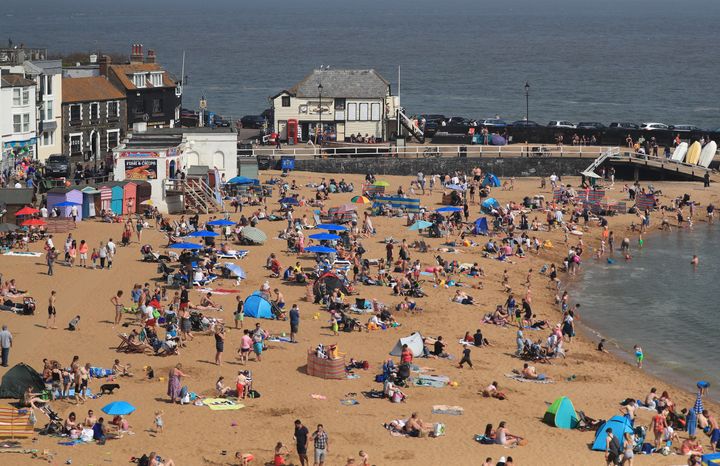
[505,373,554,384]
[215,250,249,259]
[2,251,42,257]
[432,405,464,415]
[412,375,449,388]
[202,398,245,411]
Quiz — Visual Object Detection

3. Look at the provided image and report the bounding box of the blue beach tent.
[543,396,579,429]
[244,291,274,319]
[482,173,501,187]
[480,198,500,213]
[473,218,489,235]
[591,416,634,451]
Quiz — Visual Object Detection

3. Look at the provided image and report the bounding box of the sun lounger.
[215,250,248,260]
[116,333,151,354]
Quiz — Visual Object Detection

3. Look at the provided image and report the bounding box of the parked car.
[669,124,702,132]
[577,122,606,130]
[240,115,268,129]
[547,120,576,129]
[510,120,541,127]
[441,116,475,133]
[479,118,508,128]
[639,122,669,131]
[418,114,446,136]
[609,122,640,130]
[45,154,71,178]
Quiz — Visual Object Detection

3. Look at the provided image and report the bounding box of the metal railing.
[250,143,618,159]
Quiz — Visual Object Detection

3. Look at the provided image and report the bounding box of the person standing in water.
[691,255,699,267]
[634,345,644,369]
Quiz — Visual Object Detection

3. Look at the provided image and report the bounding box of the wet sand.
[1,172,718,465]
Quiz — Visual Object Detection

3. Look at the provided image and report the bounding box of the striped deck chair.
[552,189,563,203]
[0,405,33,438]
[635,194,655,211]
[586,189,605,206]
[362,183,385,199]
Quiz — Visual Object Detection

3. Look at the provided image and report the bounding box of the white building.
[0,71,37,168]
[271,69,399,143]
[23,60,63,161]
[112,126,238,212]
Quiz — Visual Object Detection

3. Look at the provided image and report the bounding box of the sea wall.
[289,156,590,177]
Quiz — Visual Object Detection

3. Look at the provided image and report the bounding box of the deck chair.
[116,333,151,354]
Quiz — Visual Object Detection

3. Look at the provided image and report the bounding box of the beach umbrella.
[305,245,337,254]
[15,206,39,216]
[581,171,601,179]
[140,199,154,206]
[0,223,19,233]
[279,197,299,205]
[373,180,390,187]
[309,233,341,241]
[101,401,136,416]
[21,218,46,227]
[317,224,348,231]
[54,201,81,207]
[351,195,370,204]
[168,242,203,250]
[240,227,267,244]
[408,220,433,231]
[446,184,466,191]
[207,219,235,227]
[223,263,246,279]
[227,176,257,185]
[188,230,219,238]
[436,206,463,213]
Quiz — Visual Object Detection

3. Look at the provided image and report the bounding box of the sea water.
[2,0,720,126]
[572,225,719,400]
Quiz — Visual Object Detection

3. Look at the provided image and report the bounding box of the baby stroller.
[395,363,411,387]
[39,405,64,435]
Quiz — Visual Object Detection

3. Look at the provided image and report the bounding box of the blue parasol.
[316,224,348,231]
[227,176,258,185]
[168,242,203,250]
[436,206,463,213]
[223,263,246,279]
[101,401,136,415]
[408,220,433,230]
[207,219,235,226]
[305,245,337,254]
[309,233,341,241]
[188,230,219,237]
[54,201,82,207]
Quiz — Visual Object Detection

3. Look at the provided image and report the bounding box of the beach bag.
[80,428,94,442]
[433,423,446,437]
[391,392,404,403]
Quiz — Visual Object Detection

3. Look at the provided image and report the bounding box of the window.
[13,114,21,133]
[359,103,369,121]
[12,89,20,106]
[70,134,82,155]
[347,103,357,121]
[107,101,119,118]
[281,96,291,107]
[150,72,163,87]
[44,100,53,121]
[41,130,54,146]
[135,99,145,114]
[90,102,99,120]
[152,98,163,114]
[23,114,30,132]
[43,75,53,95]
[22,88,29,105]
[107,130,119,150]
[371,103,381,121]
[70,104,81,122]
[133,74,146,88]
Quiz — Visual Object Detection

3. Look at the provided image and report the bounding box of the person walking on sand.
[78,240,88,268]
[312,424,329,466]
[214,325,225,366]
[0,325,12,367]
[458,345,473,369]
[294,419,310,466]
[46,247,57,276]
[106,238,116,269]
[289,304,300,343]
[47,290,57,329]
[111,290,124,326]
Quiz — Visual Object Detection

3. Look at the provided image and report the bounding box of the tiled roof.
[108,63,176,91]
[0,73,35,88]
[288,69,390,98]
[62,77,126,103]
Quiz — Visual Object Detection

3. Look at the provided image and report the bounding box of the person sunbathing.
[521,363,546,380]
[680,436,703,456]
[403,412,433,437]
[149,451,177,466]
[193,292,222,311]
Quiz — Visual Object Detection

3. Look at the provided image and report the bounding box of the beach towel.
[504,373,554,384]
[215,250,248,260]
[412,376,449,388]
[310,394,327,400]
[432,405,464,415]
[266,336,294,343]
[2,251,42,257]
[89,367,113,378]
[197,288,242,295]
[340,399,359,406]
[202,398,245,411]
[52,388,93,398]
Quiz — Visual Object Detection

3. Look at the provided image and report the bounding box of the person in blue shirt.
[289,304,300,343]
[93,417,107,443]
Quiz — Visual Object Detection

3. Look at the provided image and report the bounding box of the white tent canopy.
[389,332,424,357]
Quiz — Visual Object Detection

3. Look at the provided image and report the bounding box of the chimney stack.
[130,44,144,63]
[145,49,156,64]
[99,55,111,77]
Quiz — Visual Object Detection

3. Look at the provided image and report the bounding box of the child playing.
[153,410,164,433]
[273,442,289,466]
[634,345,644,369]
[68,315,81,331]
[90,248,99,268]
[331,316,339,336]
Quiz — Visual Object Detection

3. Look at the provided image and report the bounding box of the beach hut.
[0,189,33,223]
[122,181,137,214]
[46,187,83,220]
[81,187,101,218]
[135,181,152,207]
[543,396,579,429]
[243,292,274,319]
[591,416,634,451]
[111,184,124,215]
[389,332,425,357]
[98,184,113,213]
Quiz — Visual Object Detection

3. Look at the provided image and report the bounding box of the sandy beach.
[0,170,718,466]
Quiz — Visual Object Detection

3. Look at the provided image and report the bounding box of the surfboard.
[685,141,702,164]
[671,142,688,162]
[698,141,717,168]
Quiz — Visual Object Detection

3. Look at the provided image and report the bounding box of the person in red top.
[652,409,668,448]
[400,344,413,364]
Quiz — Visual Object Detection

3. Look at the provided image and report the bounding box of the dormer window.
[150,72,163,87]
[133,73,146,88]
